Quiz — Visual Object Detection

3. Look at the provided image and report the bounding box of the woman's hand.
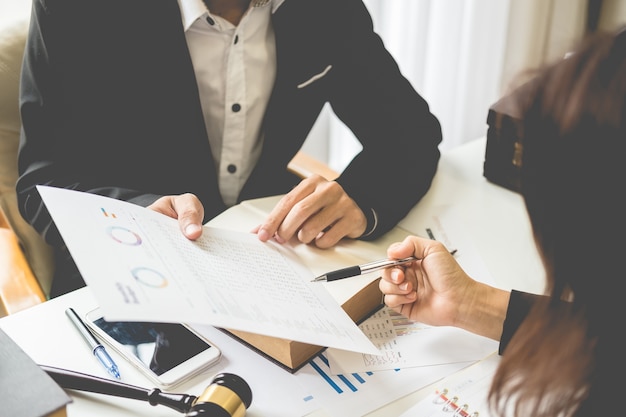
[380,235,510,340]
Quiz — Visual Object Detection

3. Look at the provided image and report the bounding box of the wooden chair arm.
[288,150,339,180]
[0,208,46,317]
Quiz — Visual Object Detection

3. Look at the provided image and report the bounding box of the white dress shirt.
[178,0,281,206]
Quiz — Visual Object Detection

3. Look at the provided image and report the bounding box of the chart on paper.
[327,306,497,373]
[296,352,469,417]
[397,353,501,417]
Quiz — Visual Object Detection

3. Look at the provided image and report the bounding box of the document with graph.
[37,185,379,355]
[328,306,498,373]
[398,353,501,417]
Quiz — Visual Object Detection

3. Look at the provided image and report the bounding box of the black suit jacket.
[18,0,442,295]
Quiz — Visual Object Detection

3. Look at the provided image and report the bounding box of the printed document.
[397,353,501,417]
[37,186,379,355]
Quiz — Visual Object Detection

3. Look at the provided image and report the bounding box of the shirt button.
[206,16,216,25]
[234,35,239,44]
[227,164,237,174]
[231,103,241,112]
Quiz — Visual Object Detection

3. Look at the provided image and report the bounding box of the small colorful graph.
[131,267,168,288]
[100,207,117,218]
[106,226,142,246]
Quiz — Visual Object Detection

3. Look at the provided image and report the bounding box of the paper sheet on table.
[328,307,498,374]
[187,322,471,417]
[37,185,379,355]
[327,206,498,373]
[397,353,501,417]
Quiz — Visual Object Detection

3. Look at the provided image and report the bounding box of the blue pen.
[65,307,121,379]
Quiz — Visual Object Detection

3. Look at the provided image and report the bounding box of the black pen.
[311,256,418,282]
[65,307,121,379]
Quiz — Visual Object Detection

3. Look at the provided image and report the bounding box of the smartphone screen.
[91,318,209,376]
[86,308,221,386]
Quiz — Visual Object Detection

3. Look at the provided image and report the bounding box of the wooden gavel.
[41,365,252,417]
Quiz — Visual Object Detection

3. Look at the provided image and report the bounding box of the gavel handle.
[40,364,196,414]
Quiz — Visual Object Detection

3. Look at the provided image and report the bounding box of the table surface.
[0,137,545,417]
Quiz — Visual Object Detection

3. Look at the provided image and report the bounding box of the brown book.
[224,277,383,372]
[0,328,72,416]
[208,196,411,372]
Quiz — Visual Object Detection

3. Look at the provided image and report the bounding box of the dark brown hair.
[488,27,626,417]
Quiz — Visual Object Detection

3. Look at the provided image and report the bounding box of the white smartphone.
[85,308,221,387]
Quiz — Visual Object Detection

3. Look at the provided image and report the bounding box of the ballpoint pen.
[311,256,419,282]
[65,307,121,379]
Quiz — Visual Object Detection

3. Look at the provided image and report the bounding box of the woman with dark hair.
[379,27,626,417]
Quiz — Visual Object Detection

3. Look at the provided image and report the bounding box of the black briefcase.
[482,80,534,194]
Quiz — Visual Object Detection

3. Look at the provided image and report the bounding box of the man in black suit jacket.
[18,0,442,297]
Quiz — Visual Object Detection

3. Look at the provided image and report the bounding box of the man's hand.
[147,193,204,240]
[253,175,367,248]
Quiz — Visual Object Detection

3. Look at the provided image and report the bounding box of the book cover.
[0,328,72,417]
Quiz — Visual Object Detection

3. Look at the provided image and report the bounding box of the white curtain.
[302,0,626,174]
[303,0,513,172]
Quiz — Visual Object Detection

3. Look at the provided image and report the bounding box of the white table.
[406,136,543,295]
[0,137,545,417]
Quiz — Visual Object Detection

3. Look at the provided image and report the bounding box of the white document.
[397,353,501,417]
[37,185,379,355]
[298,352,469,417]
[328,307,497,374]
[186,322,471,417]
